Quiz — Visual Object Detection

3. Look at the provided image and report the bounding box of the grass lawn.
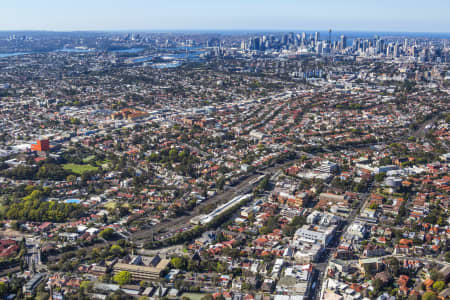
[104,201,117,210]
[181,293,205,300]
[82,155,96,163]
[96,159,111,166]
[0,203,6,217]
[96,159,113,170]
[63,163,98,175]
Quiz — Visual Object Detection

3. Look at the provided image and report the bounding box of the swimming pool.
[65,199,81,204]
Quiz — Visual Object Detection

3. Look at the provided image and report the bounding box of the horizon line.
[0,29,449,35]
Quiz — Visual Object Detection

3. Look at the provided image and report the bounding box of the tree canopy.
[113,270,132,285]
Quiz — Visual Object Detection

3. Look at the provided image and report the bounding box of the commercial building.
[31,139,50,152]
[112,255,170,281]
[294,224,337,247]
[23,273,45,297]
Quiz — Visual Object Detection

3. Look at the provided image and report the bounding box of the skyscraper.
[393,43,399,58]
[240,40,246,50]
[316,41,322,54]
[352,38,360,52]
[376,39,381,54]
[254,37,261,50]
[340,35,347,50]
[314,32,320,43]
[403,38,408,54]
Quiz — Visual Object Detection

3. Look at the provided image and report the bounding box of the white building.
[294,224,337,247]
[346,221,368,240]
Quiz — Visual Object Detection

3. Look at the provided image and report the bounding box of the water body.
[0,48,93,58]
[0,52,30,58]
[0,47,144,58]
[56,47,145,54]
[166,50,206,60]
[0,47,202,69]
[133,51,205,64]
[112,47,144,53]
[56,48,94,53]
[132,48,206,67]
[133,56,153,63]
[152,61,182,69]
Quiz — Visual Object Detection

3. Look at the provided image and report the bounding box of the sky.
[1,0,449,33]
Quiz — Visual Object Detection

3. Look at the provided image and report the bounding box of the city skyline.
[1,0,450,33]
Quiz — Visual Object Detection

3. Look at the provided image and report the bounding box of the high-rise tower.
[340,35,347,49]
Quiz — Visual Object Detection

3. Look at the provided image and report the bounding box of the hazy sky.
[1,0,449,32]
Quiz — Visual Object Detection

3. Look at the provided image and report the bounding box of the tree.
[256,175,270,192]
[0,282,7,297]
[37,164,68,180]
[67,174,77,183]
[5,198,84,222]
[430,270,445,281]
[379,157,392,165]
[110,245,124,256]
[283,215,306,237]
[170,257,186,270]
[372,278,384,294]
[113,271,132,285]
[422,291,438,300]
[375,172,386,182]
[408,294,420,300]
[99,228,115,240]
[216,176,225,190]
[169,149,178,161]
[445,251,450,263]
[80,281,93,293]
[70,117,81,125]
[385,257,400,276]
[215,262,226,273]
[10,221,21,231]
[36,291,50,300]
[23,189,42,201]
[369,203,379,210]
[432,280,445,292]
[291,215,307,227]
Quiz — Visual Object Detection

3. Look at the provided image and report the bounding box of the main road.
[312,187,372,300]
